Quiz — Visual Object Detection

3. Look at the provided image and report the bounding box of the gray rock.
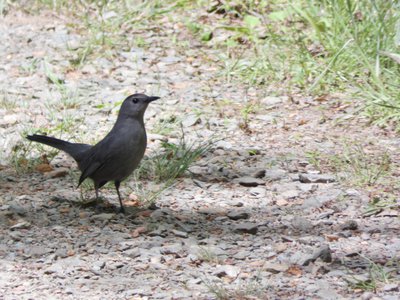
[233,250,252,260]
[9,204,27,216]
[9,220,31,230]
[147,133,168,142]
[291,216,313,231]
[227,211,250,220]
[361,292,375,300]
[171,229,188,238]
[260,96,285,107]
[214,265,240,278]
[90,213,115,221]
[280,190,299,199]
[299,173,335,183]
[92,261,106,271]
[25,245,51,258]
[383,283,398,292]
[264,262,289,273]
[215,140,233,150]
[123,248,141,259]
[264,169,287,182]
[234,223,258,235]
[182,114,200,127]
[302,244,332,266]
[249,187,266,197]
[340,220,358,230]
[236,176,265,187]
[302,189,342,209]
[160,243,184,256]
[44,168,69,178]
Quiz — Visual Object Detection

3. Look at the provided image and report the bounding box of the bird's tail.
[27,134,71,151]
[26,134,91,164]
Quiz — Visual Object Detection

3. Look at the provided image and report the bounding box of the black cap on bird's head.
[119,93,160,118]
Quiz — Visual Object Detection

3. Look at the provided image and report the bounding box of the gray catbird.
[27,93,160,213]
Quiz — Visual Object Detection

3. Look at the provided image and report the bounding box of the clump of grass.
[131,129,214,204]
[11,139,58,174]
[44,63,81,109]
[306,142,392,187]
[347,254,395,292]
[203,275,270,300]
[138,131,213,184]
[0,92,17,110]
[330,144,391,186]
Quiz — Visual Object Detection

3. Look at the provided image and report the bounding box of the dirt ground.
[0,7,399,300]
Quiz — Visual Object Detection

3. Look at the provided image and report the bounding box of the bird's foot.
[118,206,126,214]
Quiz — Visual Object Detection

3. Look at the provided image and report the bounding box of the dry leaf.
[132,226,147,237]
[137,210,152,218]
[325,235,339,242]
[287,265,302,276]
[314,94,329,102]
[35,163,53,173]
[298,119,308,125]
[276,199,289,206]
[59,207,70,214]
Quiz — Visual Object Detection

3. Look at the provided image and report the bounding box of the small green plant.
[332,144,391,186]
[129,128,214,205]
[363,196,398,217]
[11,139,58,174]
[347,254,394,292]
[203,274,270,300]
[306,143,392,187]
[197,247,222,264]
[0,92,17,110]
[152,114,179,135]
[44,64,81,109]
[138,132,213,183]
[239,102,258,132]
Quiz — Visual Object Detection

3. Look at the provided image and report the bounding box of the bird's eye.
[132,98,138,104]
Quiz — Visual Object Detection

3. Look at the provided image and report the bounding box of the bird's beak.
[146,96,160,103]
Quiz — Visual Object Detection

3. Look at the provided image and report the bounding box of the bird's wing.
[77,138,114,186]
[78,159,103,186]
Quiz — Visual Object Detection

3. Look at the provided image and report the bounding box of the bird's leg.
[114,181,125,213]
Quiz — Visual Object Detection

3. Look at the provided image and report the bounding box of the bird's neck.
[117,112,145,125]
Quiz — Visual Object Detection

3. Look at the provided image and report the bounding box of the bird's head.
[119,93,160,119]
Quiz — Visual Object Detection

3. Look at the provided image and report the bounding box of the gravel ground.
[0,8,399,300]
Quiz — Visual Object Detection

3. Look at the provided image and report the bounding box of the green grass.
[20,0,400,128]
[306,142,393,187]
[130,130,214,204]
[347,254,395,292]
[203,274,270,300]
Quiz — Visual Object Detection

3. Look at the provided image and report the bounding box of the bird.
[27,93,160,213]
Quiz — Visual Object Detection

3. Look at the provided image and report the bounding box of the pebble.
[263,169,287,182]
[249,187,266,197]
[291,216,313,231]
[340,220,358,230]
[299,173,336,183]
[227,211,250,220]
[236,176,265,187]
[90,213,115,221]
[264,262,289,273]
[182,114,200,127]
[171,229,188,238]
[383,283,399,292]
[214,265,241,278]
[234,223,259,234]
[280,190,299,199]
[44,168,69,178]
